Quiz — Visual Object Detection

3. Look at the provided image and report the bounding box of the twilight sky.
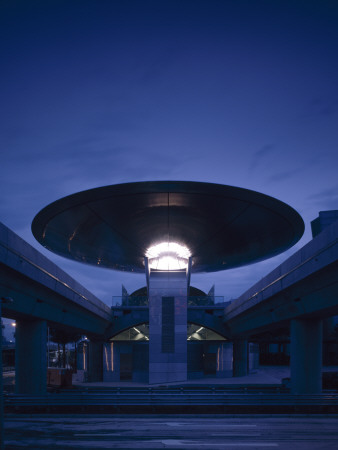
[1,0,338,306]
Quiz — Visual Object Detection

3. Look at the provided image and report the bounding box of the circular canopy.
[32,181,304,273]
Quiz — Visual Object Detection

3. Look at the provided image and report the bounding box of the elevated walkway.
[225,219,338,336]
[0,221,111,337]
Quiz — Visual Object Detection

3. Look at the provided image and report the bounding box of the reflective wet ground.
[4,414,338,449]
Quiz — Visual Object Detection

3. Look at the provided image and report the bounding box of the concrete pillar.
[15,319,47,395]
[216,342,233,378]
[76,341,87,371]
[323,317,335,338]
[132,342,149,383]
[0,300,5,448]
[290,318,322,394]
[87,340,103,382]
[149,270,188,384]
[249,342,260,372]
[233,339,248,377]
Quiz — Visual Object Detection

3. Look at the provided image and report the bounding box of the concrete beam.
[225,220,338,336]
[188,308,230,338]
[107,307,230,340]
[107,307,149,339]
[0,222,112,338]
[1,264,111,338]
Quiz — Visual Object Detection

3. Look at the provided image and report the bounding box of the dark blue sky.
[1,0,338,305]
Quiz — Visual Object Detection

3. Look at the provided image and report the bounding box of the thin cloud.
[307,185,338,209]
[248,144,275,172]
[267,167,303,183]
[303,97,338,119]
[266,156,321,184]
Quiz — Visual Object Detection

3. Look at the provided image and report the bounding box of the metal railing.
[112,295,226,307]
[5,387,338,414]
[112,296,148,307]
[188,296,225,306]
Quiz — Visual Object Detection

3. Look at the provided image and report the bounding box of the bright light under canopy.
[146,242,191,271]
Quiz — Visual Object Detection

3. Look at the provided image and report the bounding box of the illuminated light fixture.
[110,342,114,371]
[104,346,109,371]
[133,326,149,340]
[146,242,191,271]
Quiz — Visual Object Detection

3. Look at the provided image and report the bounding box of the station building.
[97,284,260,383]
[32,181,305,384]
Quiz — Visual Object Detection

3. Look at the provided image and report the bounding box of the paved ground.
[4,366,338,389]
[4,414,338,449]
[72,366,338,388]
[71,366,293,389]
[74,366,291,387]
[3,366,291,392]
[3,367,338,448]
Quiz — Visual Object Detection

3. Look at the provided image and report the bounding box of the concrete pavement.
[4,415,338,449]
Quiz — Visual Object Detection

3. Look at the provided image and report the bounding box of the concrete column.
[0,300,5,448]
[233,339,248,377]
[15,319,47,395]
[248,342,260,372]
[216,342,233,378]
[76,341,87,371]
[323,317,335,338]
[290,318,322,394]
[149,270,188,384]
[87,340,103,382]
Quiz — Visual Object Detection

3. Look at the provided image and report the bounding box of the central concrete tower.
[148,269,189,383]
[145,242,191,383]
